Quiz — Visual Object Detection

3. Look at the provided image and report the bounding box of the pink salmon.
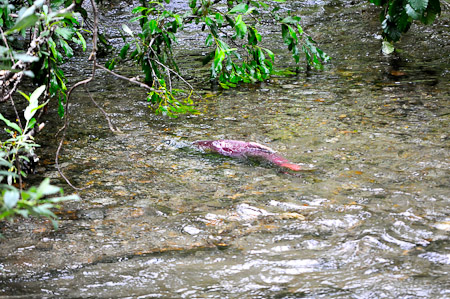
[193,140,301,171]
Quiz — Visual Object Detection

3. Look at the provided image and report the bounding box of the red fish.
[193,140,301,171]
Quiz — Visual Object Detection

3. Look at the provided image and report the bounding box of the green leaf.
[74,32,87,51]
[405,4,421,19]
[280,16,301,24]
[225,15,235,27]
[36,178,61,196]
[382,40,395,54]
[12,53,39,63]
[24,85,46,121]
[59,39,74,57]
[215,13,224,26]
[132,6,148,14]
[3,190,19,209]
[14,209,29,218]
[281,24,290,45]
[217,39,230,51]
[122,24,133,36]
[189,0,197,9]
[32,203,56,218]
[368,0,384,5]
[297,24,303,36]
[130,15,147,23]
[55,27,73,40]
[29,85,46,105]
[105,59,116,70]
[48,194,80,203]
[174,14,182,26]
[248,27,262,45]
[257,47,265,63]
[263,48,274,61]
[288,25,298,43]
[148,19,158,34]
[421,0,440,24]
[0,113,22,134]
[0,159,13,168]
[5,14,38,35]
[213,48,225,69]
[408,0,428,13]
[24,70,35,79]
[205,33,214,47]
[228,3,248,14]
[119,43,130,59]
[48,38,57,59]
[219,82,230,89]
[234,15,247,39]
[27,118,36,130]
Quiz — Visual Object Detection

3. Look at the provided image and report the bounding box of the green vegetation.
[367,0,441,53]
[1,178,79,228]
[0,86,79,227]
[113,0,330,117]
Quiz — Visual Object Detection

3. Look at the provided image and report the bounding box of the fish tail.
[280,163,301,171]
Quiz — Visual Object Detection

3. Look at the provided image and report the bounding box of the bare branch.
[95,64,161,92]
[149,57,194,91]
[55,0,96,191]
[84,85,121,133]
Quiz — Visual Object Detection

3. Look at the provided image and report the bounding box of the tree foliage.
[113,0,330,117]
[368,0,441,42]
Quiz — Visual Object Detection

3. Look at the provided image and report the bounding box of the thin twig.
[0,27,15,64]
[84,85,121,133]
[95,64,161,92]
[54,76,92,138]
[9,95,23,130]
[149,56,194,91]
[55,77,94,190]
[167,67,172,92]
[55,0,97,190]
[0,26,24,129]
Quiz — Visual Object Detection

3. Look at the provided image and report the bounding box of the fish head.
[193,140,214,149]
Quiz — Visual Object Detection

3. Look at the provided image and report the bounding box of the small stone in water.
[183,225,201,235]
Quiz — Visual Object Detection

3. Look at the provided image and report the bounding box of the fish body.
[193,140,301,171]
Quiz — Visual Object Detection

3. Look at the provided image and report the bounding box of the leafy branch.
[367,0,441,53]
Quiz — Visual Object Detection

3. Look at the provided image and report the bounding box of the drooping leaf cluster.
[368,0,441,42]
[199,1,329,88]
[113,2,196,118]
[115,0,330,116]
[0,178,79,229]
[1,0,87,116]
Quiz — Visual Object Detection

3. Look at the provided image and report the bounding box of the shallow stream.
[1,0,449,298]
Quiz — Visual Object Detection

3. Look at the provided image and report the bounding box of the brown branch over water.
[95,64,161,92]
[55,0,162,189]
[55,0,100,190]
[84,85,121,133]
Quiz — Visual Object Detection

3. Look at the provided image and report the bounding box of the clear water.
[1,0,449,298]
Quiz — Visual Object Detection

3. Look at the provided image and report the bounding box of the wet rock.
[183,225,201,235]
[77,208,105,220]
[91,197,118,205]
